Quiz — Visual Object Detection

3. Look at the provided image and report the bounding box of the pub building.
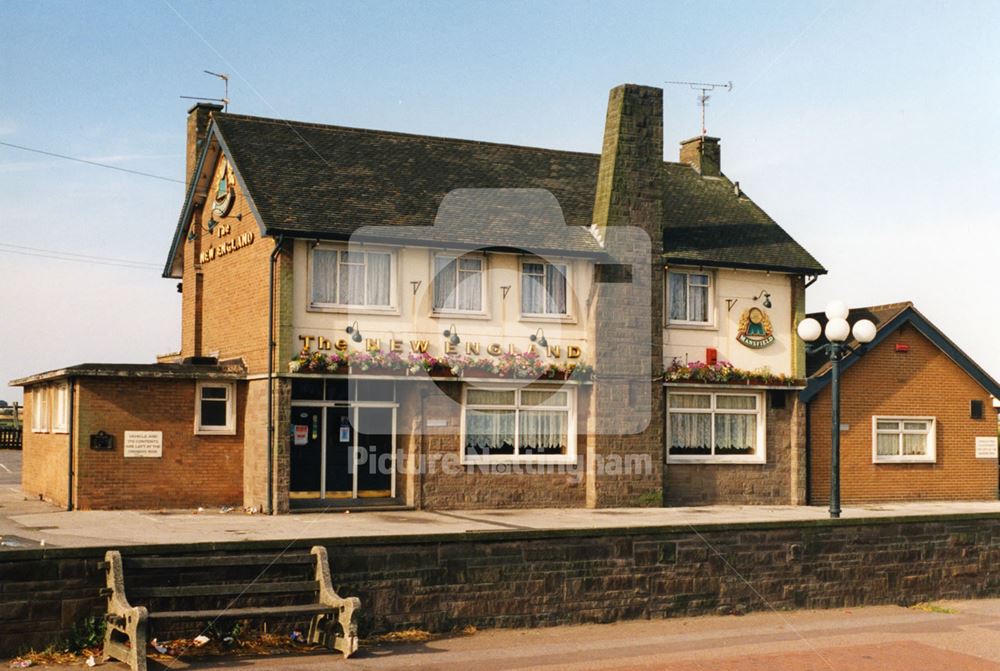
[13,84,827,512]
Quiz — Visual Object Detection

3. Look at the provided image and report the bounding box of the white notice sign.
[124,431,163,458]
[975,436,998,459]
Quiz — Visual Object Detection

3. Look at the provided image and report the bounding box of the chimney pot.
[679,135,721,177]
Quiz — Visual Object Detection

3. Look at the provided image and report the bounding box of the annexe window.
[463,386,575,463]
[196,382,236,435]
[31,386,49,433]
[668,270,711,324]
[51,384,69,434]
[872,417,936,463]
[311,247,393,308]
[521,261,568,316]
[433,254,484,312]
[667,391,764,462]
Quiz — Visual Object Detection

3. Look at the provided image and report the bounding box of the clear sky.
[2,1,999,402]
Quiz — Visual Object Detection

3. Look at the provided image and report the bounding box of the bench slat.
[125,554,315,569]
[131,580,319,599]
[146,603,337,621]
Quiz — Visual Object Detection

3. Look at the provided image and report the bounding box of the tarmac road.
[0,448,19,486]
[14,598,1000,670]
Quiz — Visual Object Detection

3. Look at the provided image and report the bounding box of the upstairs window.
[873,417,936,463]
[521,261,568,316]
[311,247,393,309]
[433,254,484,313]
[196,382,236,435]
[668,270,711,324]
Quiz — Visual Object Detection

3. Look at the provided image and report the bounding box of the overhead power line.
[0,141,184,184]
[0,243,161,270]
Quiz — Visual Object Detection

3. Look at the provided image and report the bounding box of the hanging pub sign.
[736,307,775,349]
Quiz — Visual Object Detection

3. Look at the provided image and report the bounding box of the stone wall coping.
[3,510,999,562]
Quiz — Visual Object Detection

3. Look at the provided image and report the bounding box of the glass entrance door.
[289,399,396,502]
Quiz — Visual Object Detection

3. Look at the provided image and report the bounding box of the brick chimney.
[186,102,223,188]
[679,135,721,177]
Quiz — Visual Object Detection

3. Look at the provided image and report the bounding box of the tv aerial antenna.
[665,80,733,136]
[180,70,230,111]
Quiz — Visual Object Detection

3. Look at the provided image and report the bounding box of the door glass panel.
[355,407,393,495]
[290,407,323,497]
[325,407,353,496]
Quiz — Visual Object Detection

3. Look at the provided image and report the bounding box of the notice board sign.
[124,431,163,458]
[975,436,998,459]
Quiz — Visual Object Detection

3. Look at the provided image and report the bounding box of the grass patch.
[910,601,959,614]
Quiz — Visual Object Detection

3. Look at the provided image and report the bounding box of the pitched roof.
[800,302,1000,402]
[165,113,826,277]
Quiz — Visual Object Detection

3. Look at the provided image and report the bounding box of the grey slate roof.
[166,113,826,276]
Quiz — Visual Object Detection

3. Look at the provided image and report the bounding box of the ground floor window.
[872,416,936,463]
[195,381,236,435]
[31,386,49,433]
[462,385,576,463]
[667,390,765,463]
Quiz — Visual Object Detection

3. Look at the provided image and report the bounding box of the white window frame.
[31,386,49,434]
[308,244,398,314]
[666,269,714,327]
[195,381,237,435]
[871,416,936,464]
[666,389,766,464]
[51,383,69,434]
[460,383,577,465]
[519,258,573,321]
[431,252,488,316]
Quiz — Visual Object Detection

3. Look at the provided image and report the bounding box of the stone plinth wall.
[3,515,1000,656]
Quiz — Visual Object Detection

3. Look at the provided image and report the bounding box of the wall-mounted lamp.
[529,328,548,349]
[442,324,461,346]
[345,321,363,343]
[753,290,772,309]
[207,218,218,233]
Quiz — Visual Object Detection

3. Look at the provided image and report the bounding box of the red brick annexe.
[2,512,1000,657]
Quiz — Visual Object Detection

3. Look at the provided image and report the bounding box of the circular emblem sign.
[211,161,236,218]
[737,307,775,349]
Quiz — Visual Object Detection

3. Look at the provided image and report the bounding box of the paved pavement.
[1,447,1000,548]
[15,599,1000,669]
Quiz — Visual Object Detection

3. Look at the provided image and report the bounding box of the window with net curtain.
[463,387,573,461]
[521,261,568,315]
[433,255,483,312]
[667,392,761,460]
[668,271,710,323]
[873,417,935,463]
[311,248,392,307]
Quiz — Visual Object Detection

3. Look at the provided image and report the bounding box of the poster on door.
[293,424,309,446]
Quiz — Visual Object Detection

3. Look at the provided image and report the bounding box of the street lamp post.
[797,301,876,518]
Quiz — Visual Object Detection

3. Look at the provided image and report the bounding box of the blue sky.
[2,1,999,401]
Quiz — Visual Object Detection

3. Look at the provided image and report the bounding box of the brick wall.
[3,515,1000,656]
[20,389,71,508]
[809,324,999,504]
[665,391,807,505]
[72,377,245,510]
[180,155,280,376]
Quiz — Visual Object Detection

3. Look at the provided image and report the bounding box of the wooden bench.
[100,546,360,671]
